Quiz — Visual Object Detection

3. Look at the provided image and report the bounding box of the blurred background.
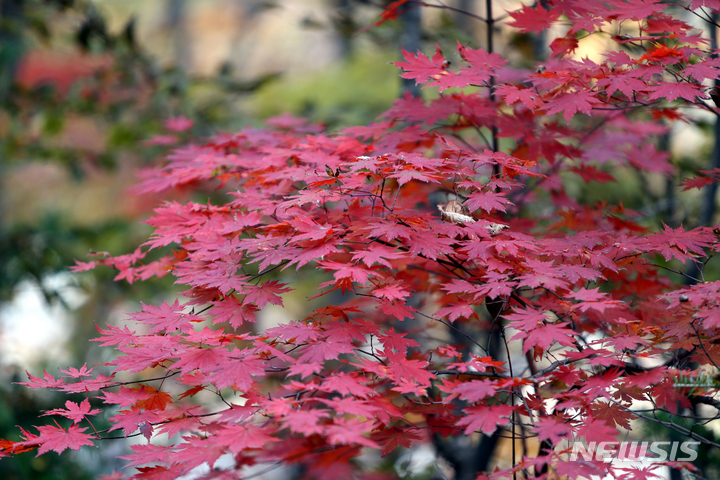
[1,1,719,479]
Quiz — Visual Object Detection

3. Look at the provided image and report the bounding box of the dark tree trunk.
[0,0,23,102]
[686,14,720,285]
[400,2,422,97]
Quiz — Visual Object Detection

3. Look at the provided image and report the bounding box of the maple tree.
[5,0,720,479]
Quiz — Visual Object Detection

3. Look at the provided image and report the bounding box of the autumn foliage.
[5,1,720,479]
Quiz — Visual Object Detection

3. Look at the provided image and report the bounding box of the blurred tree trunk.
[167,0,191,71]
[698,14,720,229]
[455,0,475,38]
[687,14,719,284]
[334,0,354,59]
[661,133,676,227]
[400,2,421,97]
[0,0,24,255]
[0,0,23,101]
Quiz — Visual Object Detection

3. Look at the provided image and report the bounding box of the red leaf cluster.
[6,1,720,479]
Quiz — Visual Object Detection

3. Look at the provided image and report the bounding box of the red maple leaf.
[544,90,601,124]
[549,35,580,57]
[215,424,278,454]
[534,416,573,444]
[496,84,545,110]
[453,380,499,403]
[393,44,452,87]
[507,4,560,33]
[681,168,720,190]
[456,404,514,435]
[571,165,616,183]
[29,423,96,456]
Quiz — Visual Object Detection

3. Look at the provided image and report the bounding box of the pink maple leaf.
[42,398,101,424]
[31,423,96,455]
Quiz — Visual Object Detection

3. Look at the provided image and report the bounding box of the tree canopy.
[5,1,720,479]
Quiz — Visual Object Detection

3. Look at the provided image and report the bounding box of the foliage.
[5,1,720,479]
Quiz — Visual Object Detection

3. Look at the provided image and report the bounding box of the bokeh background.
[1,1,719,479]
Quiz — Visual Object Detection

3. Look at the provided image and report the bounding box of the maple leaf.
[651,223,713,262]
[318,260,376,284]
[372,282,411,301]
[207,355,265,392]
[591,400,635,429]
[681,168,720,190]
[456,404,514,435]
[42,399,101,424]
[448,355,504,373]
[597,70,647,98]
[435,302,478,322]
[569,288,621,313]
[464,190,513,213]
[393,45,452,87]
[120,443,175,468]
[534,416,573,444]
[544,90,601,124]
[362,0,411,30]
[376,426,423,457]
[30,423,96,456]
[648,81,705,102]
[689,0,720,10]
[376,298,418,321]
[287,241,341,270]
[507,4,560,33]
[326,418,379,448]
[298,338,354,363]
[549,35,580,57]
[317,373,375,398]
[211,297,258,329]
[385,352,435,387]
[130,300,203,335]
[242,280,291,308]
[19,371,65,390]
[317,396,379,418]
[456,42,507,86]
[109,408,164,437]
[571,165,616,183]
[652,382,692,414]
[453,380,498,403]
[378,327,420,354]
[352,244,406,268]
[510,322,576,354]
[214,424,278,454]
[172,436,227,471]
[281,409,328,436]
[135,386,173,411]
[390,167,442,185]
[504,307,548,331]
[69,260,98,272]
[496,84,545,110]
[94,324,138,349]
[684,57,720,81]
[575,416,619,444]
